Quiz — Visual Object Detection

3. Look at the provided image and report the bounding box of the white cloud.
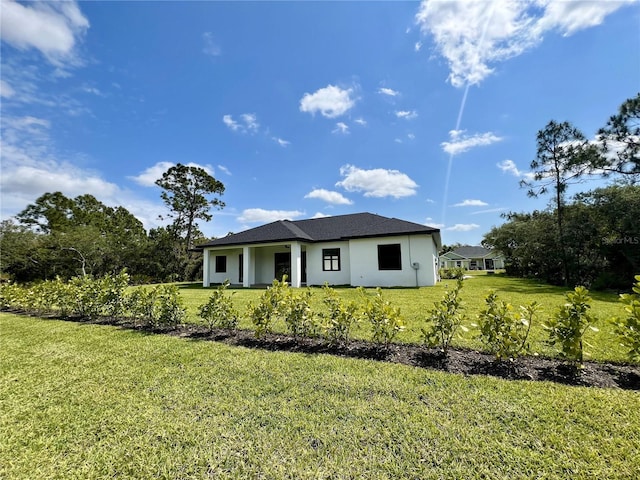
[217,165,232,176]
[304,189,353,205]
[441,129,502,155]
[452,199,488,207]
[202,32,221,56]
[378,87,400,97]
[395,110,418,120]
[272,137,291,147]
[354,118,367,126]
[0,0,89,66]
[222,113,259,134]
[0,79,15,98]
[415,0,635,87]
[497,159,535,181]
[336,164,418,198]
[446,223,480,232]
[128,161,214,187]
[333,122,349,134]
[299,84,356,118]
[407,133,415,140]
[0,116,166,230]
[414,41,422,52]
[240,113,259,132]
[238,208,305,223]
[425,217,445,229]
[311,212,331,219]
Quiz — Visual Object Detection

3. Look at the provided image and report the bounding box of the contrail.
[440,4,496,227]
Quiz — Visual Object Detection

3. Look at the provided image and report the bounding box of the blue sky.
[1,0,638,245]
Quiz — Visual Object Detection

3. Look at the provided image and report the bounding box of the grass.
[176,272,632,363]
[1,313,639,479]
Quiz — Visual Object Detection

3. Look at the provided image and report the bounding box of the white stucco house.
[439,246,505,271]
[198,212,442,288]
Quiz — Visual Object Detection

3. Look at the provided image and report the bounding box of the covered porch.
[203,241,308,288]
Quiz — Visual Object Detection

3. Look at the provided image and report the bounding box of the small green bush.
[359,287,405,348]
[610,274,640,361]
[476,291,538,360]
[439,267,466,280]
[198,280,239,331]
[248,278,288,338]
[422,277,466,355]
[544,286,597,366]
[283,288,318,338]
[153,284,186,328]
[320,285,359,346]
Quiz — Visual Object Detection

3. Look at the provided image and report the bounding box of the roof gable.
[451,246,494,258]
[199,212,440,248]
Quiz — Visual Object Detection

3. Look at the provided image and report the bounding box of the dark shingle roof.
[199,213,440,248]
[451,246,493,258]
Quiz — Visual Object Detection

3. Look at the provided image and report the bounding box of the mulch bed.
[8,311,640,390]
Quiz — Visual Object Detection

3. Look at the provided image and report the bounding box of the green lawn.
[1,314,639,479]
[177,272,631,363]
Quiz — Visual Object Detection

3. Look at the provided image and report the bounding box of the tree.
[594,93,640,179]
[521,121,598,285]
[13,193,148,280]
[155,164,225,253]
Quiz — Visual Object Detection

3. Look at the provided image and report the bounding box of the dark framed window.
[377,244,402,270]
[322,248,341,271]
[215,255,227,273]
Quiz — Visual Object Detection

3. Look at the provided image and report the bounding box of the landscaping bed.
[40,312,640,390]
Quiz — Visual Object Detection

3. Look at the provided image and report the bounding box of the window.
[322,248,340,271]
[215,255,227,273]
[377,244,402,270]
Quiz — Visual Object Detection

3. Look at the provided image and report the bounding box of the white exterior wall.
[305,241,351,286]
[348,234,438,287]
[205,248,243,285]
[253,245,290,284]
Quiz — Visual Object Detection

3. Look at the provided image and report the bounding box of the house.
[198,212,442,288]
[439,246,505,271]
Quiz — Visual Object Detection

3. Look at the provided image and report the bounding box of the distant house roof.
[199,212,441,248]
[443,246,503,259]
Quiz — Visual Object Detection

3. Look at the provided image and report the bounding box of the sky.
[1,0,639,246]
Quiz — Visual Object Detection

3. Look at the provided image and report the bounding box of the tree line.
[1,163,224,283]
[483,93,639,289]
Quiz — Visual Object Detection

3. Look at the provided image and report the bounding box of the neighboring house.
[198,212,442,288]
[439,246,505,271]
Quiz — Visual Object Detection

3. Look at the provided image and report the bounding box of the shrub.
[544,286,597,366]
[198,280,239,331]
[127,287,156,326]
[70,276,103,319]
[439,267,466,280]
[282,288,318,338]
[610,274,640,361]
[320,285,359,346]
[153,284,186,328]
[248,278,288,338]
[99,270,130,319]
[359,287,405,348]
[476,291,539,360]
[422,277,466,355]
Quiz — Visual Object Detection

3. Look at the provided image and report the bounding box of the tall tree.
[155,164,225,252]
[594,93,640,179]
[521,120,598,285]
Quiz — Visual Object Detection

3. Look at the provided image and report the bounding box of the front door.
[274,252,291,282]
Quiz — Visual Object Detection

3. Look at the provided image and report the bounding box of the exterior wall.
[348,234,438,287]
[305,241,351,286]
[205,248,243,285]
[253,245,291,284]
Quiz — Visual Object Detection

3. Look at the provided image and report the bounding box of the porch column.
[202,249,210,287]
[290,242,301,288]
[242,246,254,288]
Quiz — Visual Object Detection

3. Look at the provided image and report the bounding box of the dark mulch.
[7,310,640,390]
